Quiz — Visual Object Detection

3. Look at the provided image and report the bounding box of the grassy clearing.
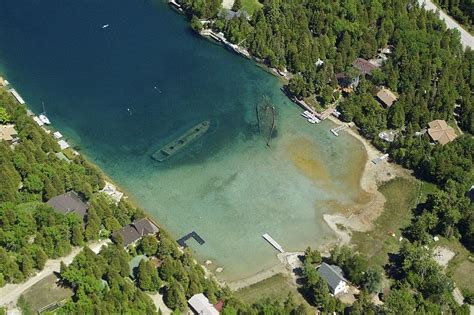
[352,177,421,266]
[235,273,309,307]
[437,238,474,293]
[21,274,73,314]
[241,0,262,16]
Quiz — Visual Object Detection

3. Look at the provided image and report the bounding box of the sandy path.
[418,0,474,49]
[147,292,172,314]
[0,239,110,309]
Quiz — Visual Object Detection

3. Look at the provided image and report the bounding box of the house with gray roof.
[113,218,159,248]
[46,191,88,225]
[317,262,349,295]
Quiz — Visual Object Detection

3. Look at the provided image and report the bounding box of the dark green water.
[0,0,368,282]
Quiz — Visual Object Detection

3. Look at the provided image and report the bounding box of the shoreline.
[0,15,411,291]
[322,115,412,246]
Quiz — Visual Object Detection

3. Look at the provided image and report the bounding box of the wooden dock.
[177,231,205,248]
[371,153,389,164]
[262,233,284,253]
[9,88,25,104]
[330,123,353,136]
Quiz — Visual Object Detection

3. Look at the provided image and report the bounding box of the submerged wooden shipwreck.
[256,96,276,147]
[152,121,210,162]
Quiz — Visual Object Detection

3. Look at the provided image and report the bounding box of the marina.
[151,120,210,162]
[262,234,285,253]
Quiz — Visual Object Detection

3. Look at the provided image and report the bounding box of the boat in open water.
[151,121,210,162]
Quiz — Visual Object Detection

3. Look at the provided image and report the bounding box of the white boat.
[39,114,51,125]
[301,110,313,118]
[102,24,109,29]
[308,116,319,124]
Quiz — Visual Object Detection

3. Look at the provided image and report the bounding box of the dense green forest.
[433,0,474,32]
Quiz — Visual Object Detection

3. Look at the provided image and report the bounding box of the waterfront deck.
[330,123,354,136]
[177,231,205,248]
[262,233,284,253]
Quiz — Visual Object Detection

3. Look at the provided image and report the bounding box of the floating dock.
[152,121,210,162]
[177,231,205,248]
[9,88,25,104]
[262,233,284,253]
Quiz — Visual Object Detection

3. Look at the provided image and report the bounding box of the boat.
[39,114,51,125]
[39,102,51,124]
[151,121,210,162]
[102,24,109,29]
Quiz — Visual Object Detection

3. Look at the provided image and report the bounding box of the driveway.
[0,239,110,309]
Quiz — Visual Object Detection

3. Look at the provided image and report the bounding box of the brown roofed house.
[113,218,160,248]
[0,124,18,143]
[46,191,89,225]
[427,120,457,145]
[352,58,377,75]
[376,87,398,108]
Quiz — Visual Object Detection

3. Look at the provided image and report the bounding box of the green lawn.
[235,273,310,308]
[241,0,262,16]
[352,177,421,266]
[21,274,73,314]
[437,238,474,293]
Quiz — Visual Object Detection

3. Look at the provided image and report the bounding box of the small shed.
[317,262,349,295]
[376,87,398,108]
[188,293,219,315]
[427,120,457,145]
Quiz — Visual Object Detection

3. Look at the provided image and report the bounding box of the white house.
[317,262,349,295]
[188,293,219,315]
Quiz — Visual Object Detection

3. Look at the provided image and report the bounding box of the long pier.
[177,231,205,248]
[9,88,25,104]
[262,233,284,253]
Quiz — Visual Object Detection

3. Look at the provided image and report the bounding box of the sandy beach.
[223,115,412,290]
[323,116,411,246]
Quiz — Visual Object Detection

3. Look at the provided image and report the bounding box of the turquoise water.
[0,0,367,281]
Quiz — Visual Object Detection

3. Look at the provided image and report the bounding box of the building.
[46,191,89,225]
[335,73,359,90]
[317,262,349,295]
[352,58,377,75]
[113,218,159,248]
[427,120,457,145]
[376,87,398,108]
[188,293,220,315]
[0,124,18,143]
